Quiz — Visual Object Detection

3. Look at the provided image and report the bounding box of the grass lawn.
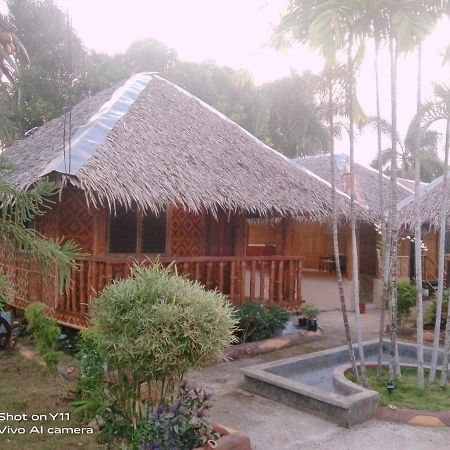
[0,349,103,450]
[347,367,450,411]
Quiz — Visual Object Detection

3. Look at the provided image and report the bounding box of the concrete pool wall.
[242,339,443,427]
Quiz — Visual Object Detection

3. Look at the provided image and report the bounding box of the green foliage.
[396,279,417,325]
[302,303,320,320]
[141,382,218,450]
[347,367,450,411]
[1,0,330,162]
[0,276,9,312]
[256,73,328,157]
[429,290,449,329]
[236,302,290,343]
[72,329,108,422]
[78,263,236,445]
[24,302,60,372]
[0,157,81,290]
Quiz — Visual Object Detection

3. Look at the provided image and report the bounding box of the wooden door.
[205,210,235,295]
[205,209,235,256]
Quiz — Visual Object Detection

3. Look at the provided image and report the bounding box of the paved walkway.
[187,310,450,450]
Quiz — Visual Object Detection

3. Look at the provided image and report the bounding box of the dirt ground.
[0,349,101,450]
[188,309,450,450]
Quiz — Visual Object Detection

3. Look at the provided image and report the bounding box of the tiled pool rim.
[241,339,444,427]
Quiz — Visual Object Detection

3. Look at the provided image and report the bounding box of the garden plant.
[74,263,237,447]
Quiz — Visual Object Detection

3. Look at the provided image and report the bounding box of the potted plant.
[302,304,320,332]
[293,308,307,329]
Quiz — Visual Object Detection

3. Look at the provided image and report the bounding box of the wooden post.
[230,261,236,302]
[269,261,275,305]
[79,260,86,315]
[259,261,265,301]
[288,260,294,303]
[240,260,246,304]
[219,261,225,292]
[250,260,256,301]
[206,262,213,290]
[277,260,284,304]
[70,267,77,313]
[297,260,303,304]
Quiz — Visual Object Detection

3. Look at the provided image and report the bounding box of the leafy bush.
[397,279,417,325]
[24,302,60,372]
[236,302,289,343]
[429,290,449,329]
[302,304,320,320]
[141,382,218,450]
[72,329,108,422]
[77,263,237,445]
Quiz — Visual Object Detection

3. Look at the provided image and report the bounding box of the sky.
[2,0,450,166]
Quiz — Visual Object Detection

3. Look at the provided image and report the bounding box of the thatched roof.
[293,154,414,215]
[3,73,364,221]
[398,171,450,229]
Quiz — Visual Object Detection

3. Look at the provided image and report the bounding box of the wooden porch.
[0,254,303,328]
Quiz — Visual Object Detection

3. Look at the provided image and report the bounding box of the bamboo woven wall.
[36,187,95,253]
[288,222,336,269]
[247,223,281,253]
[169,207,205,256]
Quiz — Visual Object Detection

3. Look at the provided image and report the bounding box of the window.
[109,208,137,253]
[108,207,167,254]
[142,212,167,253]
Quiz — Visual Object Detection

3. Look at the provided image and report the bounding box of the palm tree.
[414,43,425,389]
[346,6,368,387]
[274,0,360,378]
[411,1,447,389]
[383,0,442,382]
[0,15,28,83]
[361,0,392,381]
[422,84,450,383]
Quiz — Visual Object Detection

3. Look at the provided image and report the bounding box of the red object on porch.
[246,244,276,257]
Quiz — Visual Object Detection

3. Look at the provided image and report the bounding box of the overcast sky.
[2,0,450,166]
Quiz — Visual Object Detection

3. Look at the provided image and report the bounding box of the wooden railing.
[1,253,303,328]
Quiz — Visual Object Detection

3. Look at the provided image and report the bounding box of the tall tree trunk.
[328,70,358,379]
[375,36,391,381]
[440,117,450,387]
[414,43,424,390]
[348,36,367,387]
[433,116,450,385]
[388,31,401,381]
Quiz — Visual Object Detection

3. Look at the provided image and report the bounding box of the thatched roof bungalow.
[0,73,361,327]
[4,73,352,220]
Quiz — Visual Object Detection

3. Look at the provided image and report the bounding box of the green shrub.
[24,302,60,372]
[397,279,417,325]
[72,329,108,422]
[79,263,237,445]
[302,304,320,320]
[236,302,289,343]
[429,290,449,329]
